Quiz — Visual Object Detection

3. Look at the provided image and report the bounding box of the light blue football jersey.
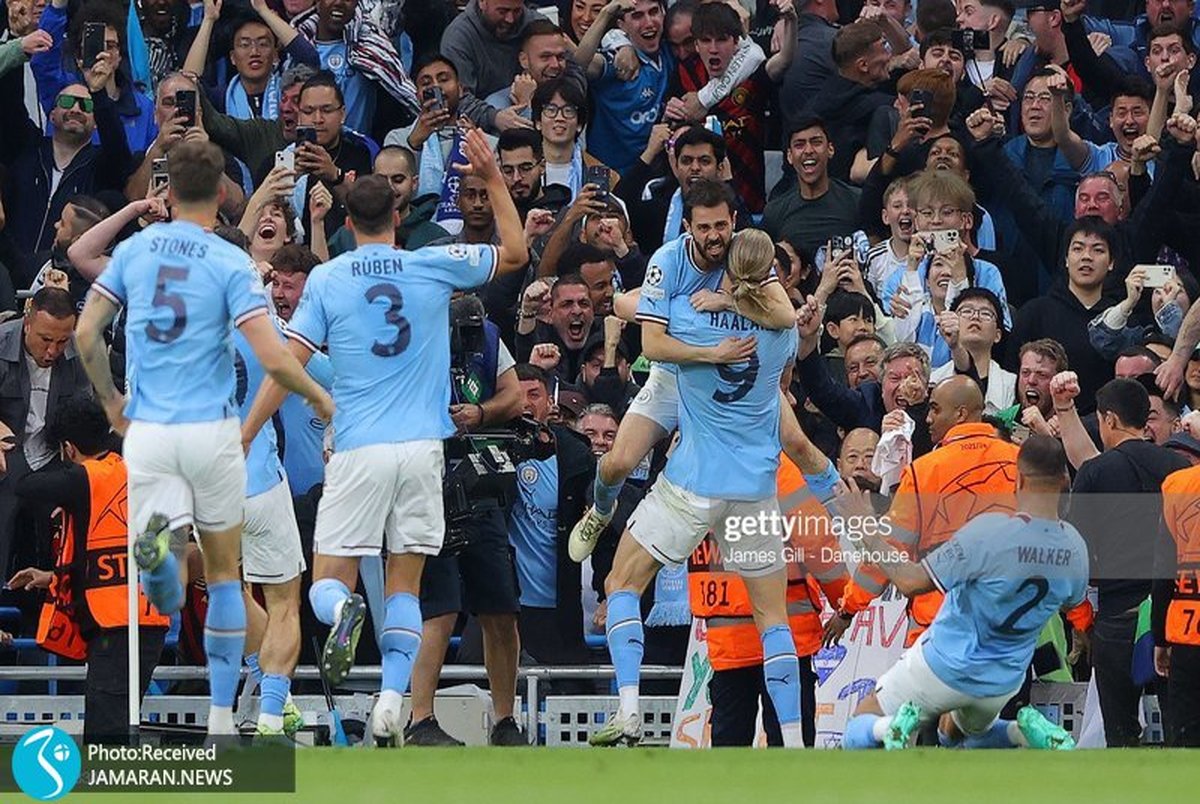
[279,350,334,497]
[662,295,798,501]
[94,221,268,424]
[286,242,498,451]
[636,234,724,329]
[234,318,334,499]
[919,512,1089,698]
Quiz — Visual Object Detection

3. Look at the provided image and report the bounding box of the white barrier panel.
[671,592,909,749]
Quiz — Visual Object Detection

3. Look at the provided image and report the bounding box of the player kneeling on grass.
[839,435,1088,750]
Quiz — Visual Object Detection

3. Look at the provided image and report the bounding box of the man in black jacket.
[0,56,132,285]
[1064,378,1190,746]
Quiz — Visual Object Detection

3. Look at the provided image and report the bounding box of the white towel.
[871,412,915,495]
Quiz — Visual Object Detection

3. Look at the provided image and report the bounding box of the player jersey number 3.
[146,266,189,344]
[365,282,411,357]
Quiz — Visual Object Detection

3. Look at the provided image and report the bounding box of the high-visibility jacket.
[37,452,169,659]
[840,422,1019,647]
[1161,466,1200,646]
[688,454,850,671]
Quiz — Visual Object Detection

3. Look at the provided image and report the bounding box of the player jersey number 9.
[146,265,189,344]
[365,282,411,357]
[713,355,760,403]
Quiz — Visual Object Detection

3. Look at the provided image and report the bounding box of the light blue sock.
[309,578,352,626]
[592,467,624,518]
[204,581,247,709]
[605,590,644,690]
[244,652,263,688]
[938,729,963,748]
[761,625,801,728]
[843,714,883,750]
[963,719,1018,749]
[260,673,290,718]
[380,593,422,694]
[141,550,183,615]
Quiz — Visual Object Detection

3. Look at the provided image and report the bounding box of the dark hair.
[299,71,346,107]
[516,363,550,389]
[532,77,589,129]
[551,273,590,299]
[411,52,459,81]
[213,225,250,251]
[282,64,318,91]
[230,13,278,47]
[951,287,1005,331]
[29,287,77,319]
[498,127,544,160]
[833,20,886,71]
[1096,377,1151,429]
[691,1,741,40]
[271,244,320,275]
[1017,434,1068,480]
[65,195,109,231]
[824,290,876,325]
[919,28,965,59]
[68,1,125,65]
[167,141,226,204]
[665,0,699,34]
[47,395,112,456]
[376,144,418,175]
[1149,23,1195,55]
[981,0,1015,18]
[1064,215,1118,254]
[916,0,957,37]
[1112,80,1155,107]
[673,125,726,162]
[682,177,735,221]
[559,242,614,276]
[785,116,829,147]
[345,174,396,235]
[522,18,564,44]
[1117,345,1163,367]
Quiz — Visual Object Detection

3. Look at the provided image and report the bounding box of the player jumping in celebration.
[74,141,334,736]
[569,180,839,563]
[590,228,805,747]
[840,435,1088,751]
[241,129,529,746]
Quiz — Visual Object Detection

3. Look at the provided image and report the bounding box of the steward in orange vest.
[689,453,849,746]
[1155,465,1200,746]
[9,396,168,744]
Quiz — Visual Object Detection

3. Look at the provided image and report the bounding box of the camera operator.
[405,294,526,747]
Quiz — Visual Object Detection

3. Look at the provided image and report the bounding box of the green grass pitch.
[119,747,1198,804]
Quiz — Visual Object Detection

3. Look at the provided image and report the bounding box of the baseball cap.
[555,387,589,418]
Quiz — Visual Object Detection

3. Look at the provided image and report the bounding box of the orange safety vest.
[1162,466,1200,646]
[840,422,1018,646]
[37,453,169,659]
[688,454,850,671]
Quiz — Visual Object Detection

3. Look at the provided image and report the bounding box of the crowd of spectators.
[2,0,1200,747]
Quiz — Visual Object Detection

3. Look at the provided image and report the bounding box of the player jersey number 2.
[997,576,1050,635]
[146,265,189,344]
[713,355,760,403]
[365,282,411,357]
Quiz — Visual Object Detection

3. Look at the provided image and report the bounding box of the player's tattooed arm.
[75,290,128,434]
[641,320,756,365]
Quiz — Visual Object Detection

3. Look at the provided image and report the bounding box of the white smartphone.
[1137,264,1176,288]
[929,229,960,255]
[275,149,295,172]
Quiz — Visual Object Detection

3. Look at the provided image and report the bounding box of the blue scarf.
[224,72,280,121]
[645,562,691,627]
[432,130,466,235]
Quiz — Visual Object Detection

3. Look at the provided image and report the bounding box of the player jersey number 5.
[146,266,190,343]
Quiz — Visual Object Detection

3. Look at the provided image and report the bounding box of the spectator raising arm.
[183,0,222,78]
[67,197,168,280]
[1047,65,1089,171]
[764,0,797,82]
[575,0,633,79]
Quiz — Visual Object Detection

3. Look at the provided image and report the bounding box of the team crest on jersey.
[520,464,539,485]
[328,53,345,70]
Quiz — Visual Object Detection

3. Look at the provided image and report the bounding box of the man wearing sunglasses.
[1,50,132,286]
